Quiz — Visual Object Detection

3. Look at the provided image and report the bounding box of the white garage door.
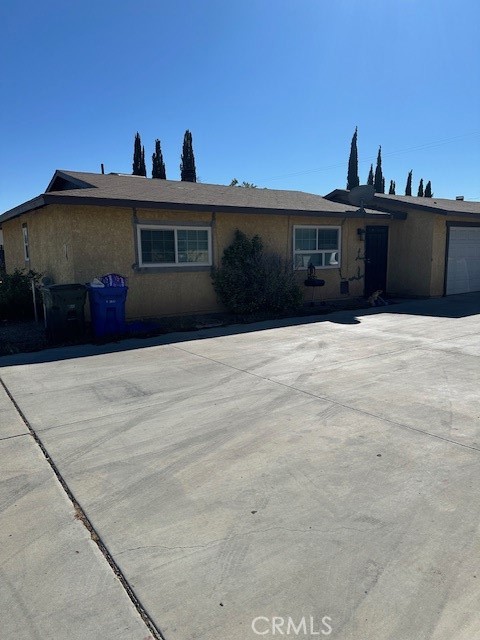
[446,226,480,294]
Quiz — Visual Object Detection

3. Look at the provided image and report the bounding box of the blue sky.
[1,0,479,212]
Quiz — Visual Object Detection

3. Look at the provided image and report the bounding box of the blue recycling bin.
[87,286,128,339]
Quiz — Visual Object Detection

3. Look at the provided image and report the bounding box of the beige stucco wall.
[3,203,402,317]
[430,216,448,296]
[16,201,477,317]
[3,204,378,317]
[67,205,218,317]
[4,200,478,313]
[215,213,371,302]
[2,221,24,272]
[68,206,374,316]
[387,212,435,297]
[387,210,480,298]
[2,207,75,282]
[64,205,380,316]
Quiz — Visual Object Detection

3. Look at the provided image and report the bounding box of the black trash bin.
[41,284,87,343]
[87,285,128,340]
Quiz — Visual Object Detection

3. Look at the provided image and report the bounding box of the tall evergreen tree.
[132,132,146,176]
[346,127,360,190]
[180,130,197,182]
[388,180,396,195]
[367,164,374,186]
[374,146,384,193]
[417,179,424,197]
[424,180,433,197]
[152,139,166,179]
[405,170,413,196]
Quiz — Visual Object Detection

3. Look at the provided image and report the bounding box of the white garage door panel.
[446,226,480,294]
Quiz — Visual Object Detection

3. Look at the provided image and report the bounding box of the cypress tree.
[367,164,374,186]
[346,127,360,190]
[405,170,413,196]
[132,132,147,177]
[180,130,197,182]
[417,179,424,197]
[152,139,166,179]
[374,146,384,193]
[389,180,396,195]
[424,180,433,197]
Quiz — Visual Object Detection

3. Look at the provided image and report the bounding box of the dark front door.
[364,225,389,296]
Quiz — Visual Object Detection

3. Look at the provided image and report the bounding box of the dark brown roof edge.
[355,200,480,219]
[0,196,47,225]
[325,188,480,216]
[372,197,447,215]
[0,193,406,222]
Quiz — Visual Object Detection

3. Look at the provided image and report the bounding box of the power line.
[258,131,480,182]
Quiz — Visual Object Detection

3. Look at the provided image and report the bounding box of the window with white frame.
[137,225,212,267]
[22,223,30,261]
[293,226,340,269]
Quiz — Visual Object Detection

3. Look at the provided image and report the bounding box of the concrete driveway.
[1,294,480,640]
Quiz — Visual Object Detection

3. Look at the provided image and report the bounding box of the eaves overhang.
[0,196,47,226]
[0,193,405,222]
[324,188,480,218]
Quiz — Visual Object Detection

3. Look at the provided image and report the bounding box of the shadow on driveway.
[1,293,479,367]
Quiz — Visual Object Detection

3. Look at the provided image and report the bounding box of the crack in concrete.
[118,522,387,556]
[0,432,30,442]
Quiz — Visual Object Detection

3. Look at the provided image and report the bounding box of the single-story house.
[0,170,479,319]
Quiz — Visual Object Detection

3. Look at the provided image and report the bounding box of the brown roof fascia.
[325,188,480,218]
[372,197,437,215]
[1,193,405,225]
[366,197,480,218]
[0,196,47,225]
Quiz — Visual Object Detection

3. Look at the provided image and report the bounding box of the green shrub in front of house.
[0,269,42,321]
[211,230,303,315]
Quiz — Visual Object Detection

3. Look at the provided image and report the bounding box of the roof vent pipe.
[101,163,105,174]
[456,195,464,200]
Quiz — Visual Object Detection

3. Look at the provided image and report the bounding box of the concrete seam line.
[0,432,31,442]
[172,345,480,455]
[0,377,167,640]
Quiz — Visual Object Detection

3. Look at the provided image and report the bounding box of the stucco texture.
[387,212,435,297]
[2,207,74,282]
[3,204,372,318]
[69,205,218,317]
[3,201,477,318]
[387,209,480,298]
[215,213,370,302]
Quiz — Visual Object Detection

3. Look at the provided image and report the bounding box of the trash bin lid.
[46,284,86,291]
